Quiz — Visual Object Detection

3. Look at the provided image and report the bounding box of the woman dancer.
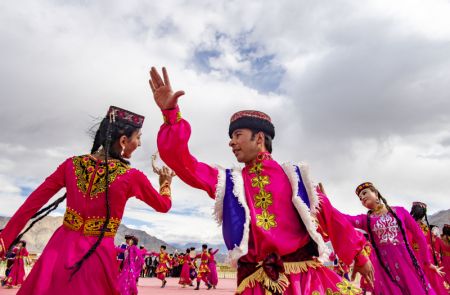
[207,248,219,289]
[440,224,450,288]
[3,240,29,288]
[179,248,193,287]
[410,202,448,294]
[345,182,442,294]
[0,106,174,295]
[118,236,143,295]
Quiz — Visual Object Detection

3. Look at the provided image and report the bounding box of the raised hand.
[149,67,185,110]
[159,166,175,187]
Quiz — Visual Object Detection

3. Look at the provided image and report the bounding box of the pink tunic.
[409,221,448,294]
[118,245,143,295]
[345,208,437,295]
[5,247,29,287]
[207,249,219,286]
[441,240,450,286]
[179,254,193,285]
[157,107,369,294]
[0,155,171,295]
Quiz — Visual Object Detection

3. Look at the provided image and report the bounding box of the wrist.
[162,106,182,125]
[354,247,370,267]
[160,181,171,197]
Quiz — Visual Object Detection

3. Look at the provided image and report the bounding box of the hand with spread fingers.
[149,67,185,110]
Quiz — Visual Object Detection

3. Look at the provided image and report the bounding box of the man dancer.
[151,245,170,288]
[194,244,212,290]
[149,67,374,294]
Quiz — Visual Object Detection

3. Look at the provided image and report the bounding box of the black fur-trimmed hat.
[229,110,275,139]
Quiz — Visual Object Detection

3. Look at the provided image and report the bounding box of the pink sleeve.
[342,213,368,232]
[212,249,219,255]
[0,159,68,253]
[316,190,369,266]
[128,170,171,213]
[398,206,432,266]
[157,107,218,199]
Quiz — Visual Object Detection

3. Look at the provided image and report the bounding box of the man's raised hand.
[149,67,185,110]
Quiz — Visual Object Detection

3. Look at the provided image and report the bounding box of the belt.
[63,207,120,237]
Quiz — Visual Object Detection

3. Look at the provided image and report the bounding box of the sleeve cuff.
[354,247,370,267]
[162,106,182,125]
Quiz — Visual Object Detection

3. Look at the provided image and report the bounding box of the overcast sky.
[1,0,449,246]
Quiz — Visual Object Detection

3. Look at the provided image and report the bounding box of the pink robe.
[440,240,450,287]
[5,247,29,287]
[157,107,369,294]
[207,249,219,286]
[0,155,171,295]
[179,254,193,285]
[409,221,449,295]
[345,208,438,295]
[118,245,143,295]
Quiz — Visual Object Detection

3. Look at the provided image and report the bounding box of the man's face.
[229,129,263,163]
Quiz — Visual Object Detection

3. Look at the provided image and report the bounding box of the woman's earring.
[120,145,125,157]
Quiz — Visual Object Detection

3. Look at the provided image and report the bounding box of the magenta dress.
[345,207,437,295]
[207,249,219,286]
[179,254,193,286]
[4,247,29,287]
[118,245,143,295]
[0,155,171,295]
[440,240,450,287]
[157,107,370,295]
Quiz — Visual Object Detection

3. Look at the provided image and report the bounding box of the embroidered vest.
[214,163,329,265]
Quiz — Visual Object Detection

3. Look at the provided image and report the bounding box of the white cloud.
[0,0,449,247]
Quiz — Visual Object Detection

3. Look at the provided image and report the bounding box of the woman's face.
[121,129,142,159]
[358,188,379,209]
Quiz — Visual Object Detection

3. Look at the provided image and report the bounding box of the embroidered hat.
[229,110,275,139]
[107,106,144,128]
[412,201,427,208]
[355,182,375,196]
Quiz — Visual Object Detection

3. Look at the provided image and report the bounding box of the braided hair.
[366,189,428,294]
[410,203,438,266]
[68,116,140,278]
[0,194,67,253]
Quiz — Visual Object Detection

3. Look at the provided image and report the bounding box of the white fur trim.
[226,167,251,267]
[282,162,330,262]
[213,167,226,225]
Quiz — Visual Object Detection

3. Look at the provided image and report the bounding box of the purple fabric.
[222,169,246,251]
[118,245,143,295]
[294,166,310,209]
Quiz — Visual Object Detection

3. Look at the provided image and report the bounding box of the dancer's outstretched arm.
[149,67,218,199]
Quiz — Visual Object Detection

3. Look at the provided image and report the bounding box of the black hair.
[19,241,26,248]
[68,115,140,278]
[208,248,212,252]
[0,194,67,253]
[186,248,191,253]
[202,244,207,249]
[410,203,438,265]
[190,247,195,250]
[366,190,428,294]
[161,245,166,250]
[250,130,272,153]
[140,246,144,249]
[443,226,450,237]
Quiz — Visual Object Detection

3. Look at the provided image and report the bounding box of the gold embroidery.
[63,207,121,237]
[249,162,263,174]
[84,217,121,237]
[336,280,362,295]
[236,260,321,294]
[254,190,273,209]
[256,210,277,230]
[63,207,84,231]
[249,157,277,231]
[73,155,130,198]
[251,175,270,189]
